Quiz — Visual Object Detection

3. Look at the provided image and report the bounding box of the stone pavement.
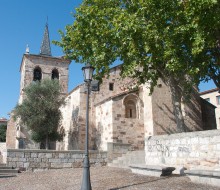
[0,166,219,190]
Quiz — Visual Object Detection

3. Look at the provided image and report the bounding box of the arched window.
[33,67,42,81]
[52,69,59,80]
[123,94,138,119]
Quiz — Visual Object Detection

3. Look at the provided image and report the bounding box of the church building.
[6,25,216,152]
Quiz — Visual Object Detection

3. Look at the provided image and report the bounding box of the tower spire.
[40,22,51,56]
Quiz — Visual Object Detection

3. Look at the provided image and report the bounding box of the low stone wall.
[145,129,220,170]
[0,143,6,163]
[7,149,107,171]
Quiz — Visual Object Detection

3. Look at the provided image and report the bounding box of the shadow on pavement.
[109,176,170,190]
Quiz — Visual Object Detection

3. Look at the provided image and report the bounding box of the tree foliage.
[55,0,220,91]
[54,0,220,132]
[13,79,65,149]
[0,124,7,142]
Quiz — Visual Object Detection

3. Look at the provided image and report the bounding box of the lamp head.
[82,63,95,82]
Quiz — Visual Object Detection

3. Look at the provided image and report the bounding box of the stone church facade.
[56,65,216,152]
[6,25,216,151]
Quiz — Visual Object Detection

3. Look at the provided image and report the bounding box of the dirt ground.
[0,166,219,190]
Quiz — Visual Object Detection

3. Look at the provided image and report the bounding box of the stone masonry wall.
[145,129,220,170]
[19,54,70,104]
[7,149,107,171]
[0,143,6,163]
[6,116,16,149]
[58,86,82,150]
[111,92,145,150]
[151,79,203,135]
[91,65,145,151]
[95,100,113,151]
[200,98,217,130]
[92,65,136,106]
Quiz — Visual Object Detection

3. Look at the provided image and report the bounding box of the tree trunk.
[169,77,186,133]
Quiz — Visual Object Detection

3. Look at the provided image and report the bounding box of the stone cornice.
[20,54,71,72]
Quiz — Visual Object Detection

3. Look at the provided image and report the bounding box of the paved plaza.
[0,166,219,190]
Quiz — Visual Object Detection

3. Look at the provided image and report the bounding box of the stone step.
[109,150,145,169]
[0,173,17,178]
[0,169,19,174]
[130,164,176,177]
[0,166,14,169]
[0,164,15,169]
[108,163,129,169]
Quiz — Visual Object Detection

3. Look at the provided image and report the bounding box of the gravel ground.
[0,166,219,190]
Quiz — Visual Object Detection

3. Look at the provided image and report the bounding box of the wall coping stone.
[7,149,107,154]
[185,169,220,187]
[145,129,220,141]
[185,170,220,177]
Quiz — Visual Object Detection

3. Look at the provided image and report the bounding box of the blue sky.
[0,1,217,119]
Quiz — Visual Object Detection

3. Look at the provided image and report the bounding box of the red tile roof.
[200,88,219,95]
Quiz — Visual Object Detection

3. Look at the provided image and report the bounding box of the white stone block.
[34,158,41,162]
[24,162,30,168]
[49,158,61,163]
[200,145,209,151]
[59,153,65,158]
[150,152,157,157]
[174,139,180,145]
[18,158,27,162]
[45,153,52,158]
[199,137,209,145]
[216,144,220,151]
[31,153,37,158]
[171,152,177,157]
[38,153,46,158]
[186,138,191,144]
[63,163,72,168]
[189,152,199,158]
[199,152,208,158]
[16,162,24,167]
[165,140,170,145]
[16,152,24,158]
[210,136,220,143]
[191,137,199,144]
[180,138,187,144]
[51,163,63,168]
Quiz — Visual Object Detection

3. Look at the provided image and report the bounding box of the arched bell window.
[33,67,42,81]
[123,94,138,119]
[52,69,59,80]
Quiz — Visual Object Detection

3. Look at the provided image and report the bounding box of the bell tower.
[19,23,71,103]
[6,23,71,149]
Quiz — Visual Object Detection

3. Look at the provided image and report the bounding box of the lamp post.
[81,63,95,190]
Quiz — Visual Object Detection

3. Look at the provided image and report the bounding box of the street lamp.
[81,63,95,190]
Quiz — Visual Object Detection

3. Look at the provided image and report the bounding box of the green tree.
[54,0,220,132]
[0,124,7,142]
[13,79,65,149]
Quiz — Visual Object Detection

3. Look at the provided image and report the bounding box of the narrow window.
[216,96,220,105]
[33,67,42,81]
[123,94,138,119]
[18,139,25,149]
[130,109,132,118]
[52,69,59,80]
[109,83,114,91]
[125,100,136,118]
